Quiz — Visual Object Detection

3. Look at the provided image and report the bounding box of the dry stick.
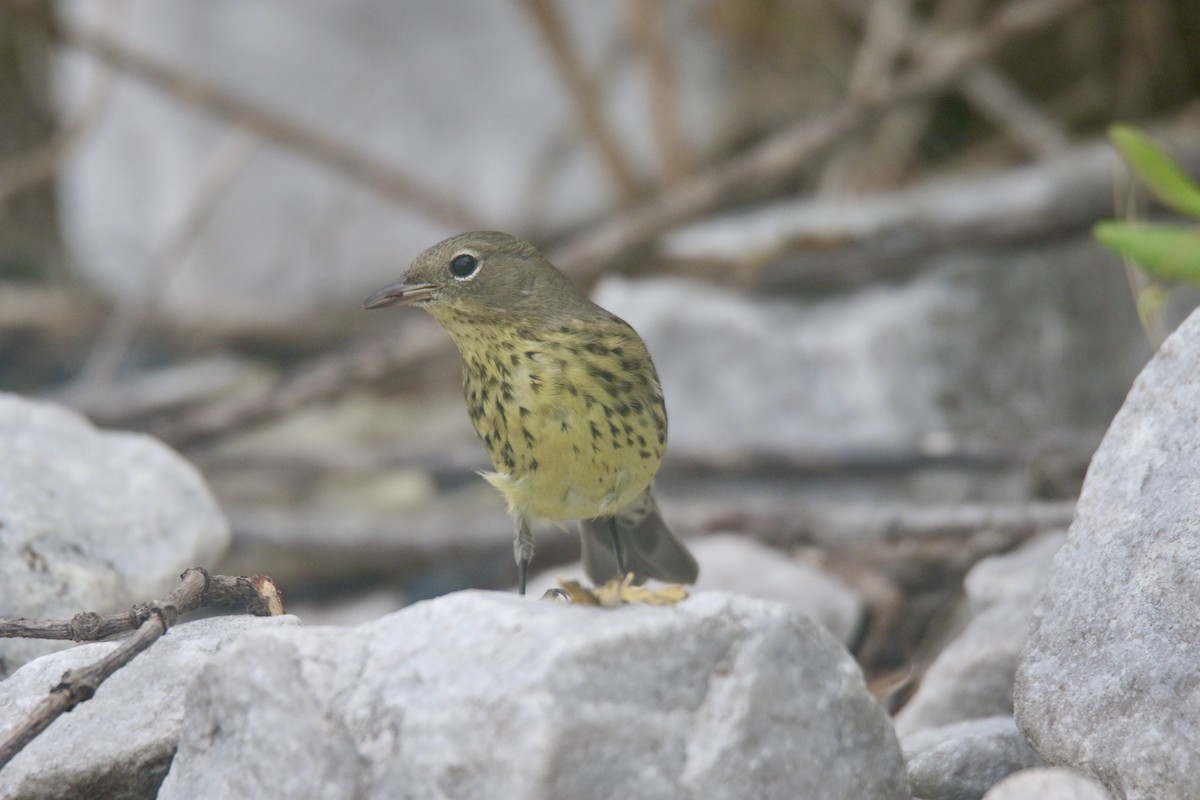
[816,0,916,194]
[521,0,641,203]
[625,0,692,186]
[71,129,260,395]
[550,0,1093,285]
[959,65,1070,157]
[825,0,1069,191]
[154,316,450,448]
[0,568,284,771]
[0,2,483,231]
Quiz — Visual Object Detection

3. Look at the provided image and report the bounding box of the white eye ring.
[450,253,480,281]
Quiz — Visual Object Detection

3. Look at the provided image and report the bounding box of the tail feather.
[579,487,699,584]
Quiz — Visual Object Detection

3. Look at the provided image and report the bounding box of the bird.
[363,231,698,595]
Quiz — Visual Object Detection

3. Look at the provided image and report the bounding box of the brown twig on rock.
[0,567,284,771]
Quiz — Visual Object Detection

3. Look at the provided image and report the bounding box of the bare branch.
[0,2,485,230]
[625,0,691,186]
[70,129,259,396]
[550,0,1093,284]
[153,317,451,448]
[659,106,1200,288]
[0,568,284,770]
[959,65,1070,157]
[521,0,641,203]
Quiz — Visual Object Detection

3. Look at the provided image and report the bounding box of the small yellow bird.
[363,231,698,594]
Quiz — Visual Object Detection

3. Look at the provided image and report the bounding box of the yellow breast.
[450,317,667,522]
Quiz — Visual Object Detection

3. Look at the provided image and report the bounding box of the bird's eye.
[450,253,479,280]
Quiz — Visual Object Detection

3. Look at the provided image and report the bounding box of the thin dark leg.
[607,518,627,578]
[513,516,535,596]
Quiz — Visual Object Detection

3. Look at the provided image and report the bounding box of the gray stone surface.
[1015,308,1200,800]
[526,533,864,645]
[982,768,1113,800]
[903,716,1042,800]
[0,393,231,677]
[55,0,725,319]
[895,533,1064,738]
[595,235,1145,463]
[159,590,910,800]
[0,615,298,800]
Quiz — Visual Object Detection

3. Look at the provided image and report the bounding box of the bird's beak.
[361,278,438,309]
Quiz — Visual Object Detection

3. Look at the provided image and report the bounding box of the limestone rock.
[0,615,298,800]
[595,235,1145,463]
[982,768,1113,800]
[903,716,1042,800]
[895,533,1063,738]
[159,591,910,800]
[0,393,231,677]
[1015,309,1200,799]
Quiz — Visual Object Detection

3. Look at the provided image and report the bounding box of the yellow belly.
[455,320,667,522]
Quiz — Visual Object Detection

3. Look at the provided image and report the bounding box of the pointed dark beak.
[361,279,438,310]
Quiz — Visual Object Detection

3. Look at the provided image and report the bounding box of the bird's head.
[362,231,582,326]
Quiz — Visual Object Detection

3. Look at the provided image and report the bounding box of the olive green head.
[362,231,587,326]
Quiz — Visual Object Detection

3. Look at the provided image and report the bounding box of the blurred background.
[1,0,1199,682]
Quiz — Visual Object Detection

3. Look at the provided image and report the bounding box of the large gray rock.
[982,768,1113,800]
[0,615,298,800]
[55,0,725,319]
[0,393,231,677]
[526,533,865,645]
[159,591,910,800]
[1015,309,1200,799]
[903,716,1042,800]
[596,235,1145,463]
[895,532,1064,738]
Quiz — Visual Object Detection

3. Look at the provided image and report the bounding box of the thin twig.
[625,0,691,186]
[657,116,1200,286]
[70,128,259,395]
[0,568,284,771]
[550,0,1092,284]
[0,2,484,230]
[818,0,918,194]
[153,316,451,448]
[521,0,641,203]
[959,65,1070,157]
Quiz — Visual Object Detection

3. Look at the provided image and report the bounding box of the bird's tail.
[579,486,699,585]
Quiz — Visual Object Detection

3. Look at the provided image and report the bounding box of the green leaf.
[1094,221,1200,283]
[1110,125,1200,220]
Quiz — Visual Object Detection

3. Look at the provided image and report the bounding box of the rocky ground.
[3,308,1200,798]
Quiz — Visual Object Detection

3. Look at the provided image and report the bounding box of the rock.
[1015,308,1200,799]
[595,234,1146,463]
[982,768,1114,800]
[0,393,231,677]
[158,591,910,800]
[55,0,726,319]
[526,534,864,645]
[963,531,1067,614]
[903,716,1042,800]
[0,615,298,800]
[895,532,1064,738]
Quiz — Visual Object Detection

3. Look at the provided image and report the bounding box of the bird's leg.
[607,517,628,579]
[513,515,535,595]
